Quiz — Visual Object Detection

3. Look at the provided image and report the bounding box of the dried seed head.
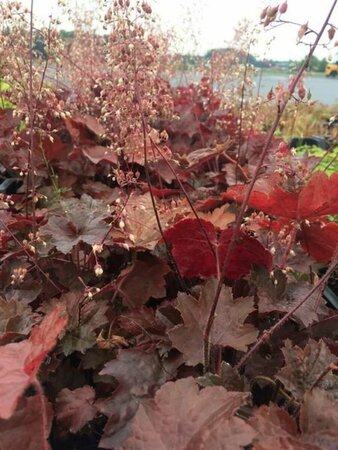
[141,2,152,14]
[92,243,104,253]
[94,264,103,277]
[279,2,288,14]
[298,22,308,41]
[260,6,268,20]
[328,26,336,41]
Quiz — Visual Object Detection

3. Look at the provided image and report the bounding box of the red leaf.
[185,145,228,171]
[164,218,215,278]
[0,395,53,450]
[0,341,31,419]
[98,349,166,449]
[120,377,255,450]
[24,304,68,378]
[65,115,106,145]
[138,182,181,198]
[163,218,272,279]
[298,172,338,220]
[81,145,118,165]
[223,172,338,221]
[116,253,170,307]
[0,305,67,419]
[41,134,70,161]
[249,403,311,450]
[152,159,187,184]
[195,196,225,212]
[118,306,166,337]
[250,390,338,449]
[223,183,299,220]
[300,389,338,449]
[56,386,97,433]
[298,221,338,263]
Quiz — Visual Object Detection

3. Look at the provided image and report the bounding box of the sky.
[21,0,338,60]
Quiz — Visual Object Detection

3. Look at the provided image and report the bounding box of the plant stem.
[310,144,334,174]
[236,42,252,183]
[27,0,37,236]
[203,0,338,372]
[134,76,188,293]
[323,152,338,173]
[149,137,217,257]
[235,249,338,370]
[0,219,62,293]
[310,362,338,390]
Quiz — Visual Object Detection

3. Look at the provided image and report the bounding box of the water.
[45,63,338,105]
[172,72,338,105]
[255,73,338,105]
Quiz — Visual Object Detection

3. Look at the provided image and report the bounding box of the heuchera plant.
[0,0,337,449]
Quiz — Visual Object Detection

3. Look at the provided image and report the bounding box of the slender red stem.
[0,219,62,293]
[149,137,216,257]
[235,249,338,370]
[134,73,188,292]
[310,362,338,390]
[27,0,37,236]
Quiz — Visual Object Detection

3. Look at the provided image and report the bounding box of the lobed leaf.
[40,194,110,254]
[120,377,255,450]
[223,172,338,221]
[164,218,272,279]
[169,279,258,365]
[276,339,338,401]
[97,349,166,449]
[249,389,338,450]
[116,253,170,307]
[56,385,97,433]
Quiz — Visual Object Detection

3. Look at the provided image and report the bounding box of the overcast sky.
[22,0,338,60]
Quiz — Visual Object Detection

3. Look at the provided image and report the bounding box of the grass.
[0,81,10,91]
[296,145,338,175]
[0,80,14,108]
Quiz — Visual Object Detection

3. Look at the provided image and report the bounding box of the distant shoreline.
[257,69,329,78]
